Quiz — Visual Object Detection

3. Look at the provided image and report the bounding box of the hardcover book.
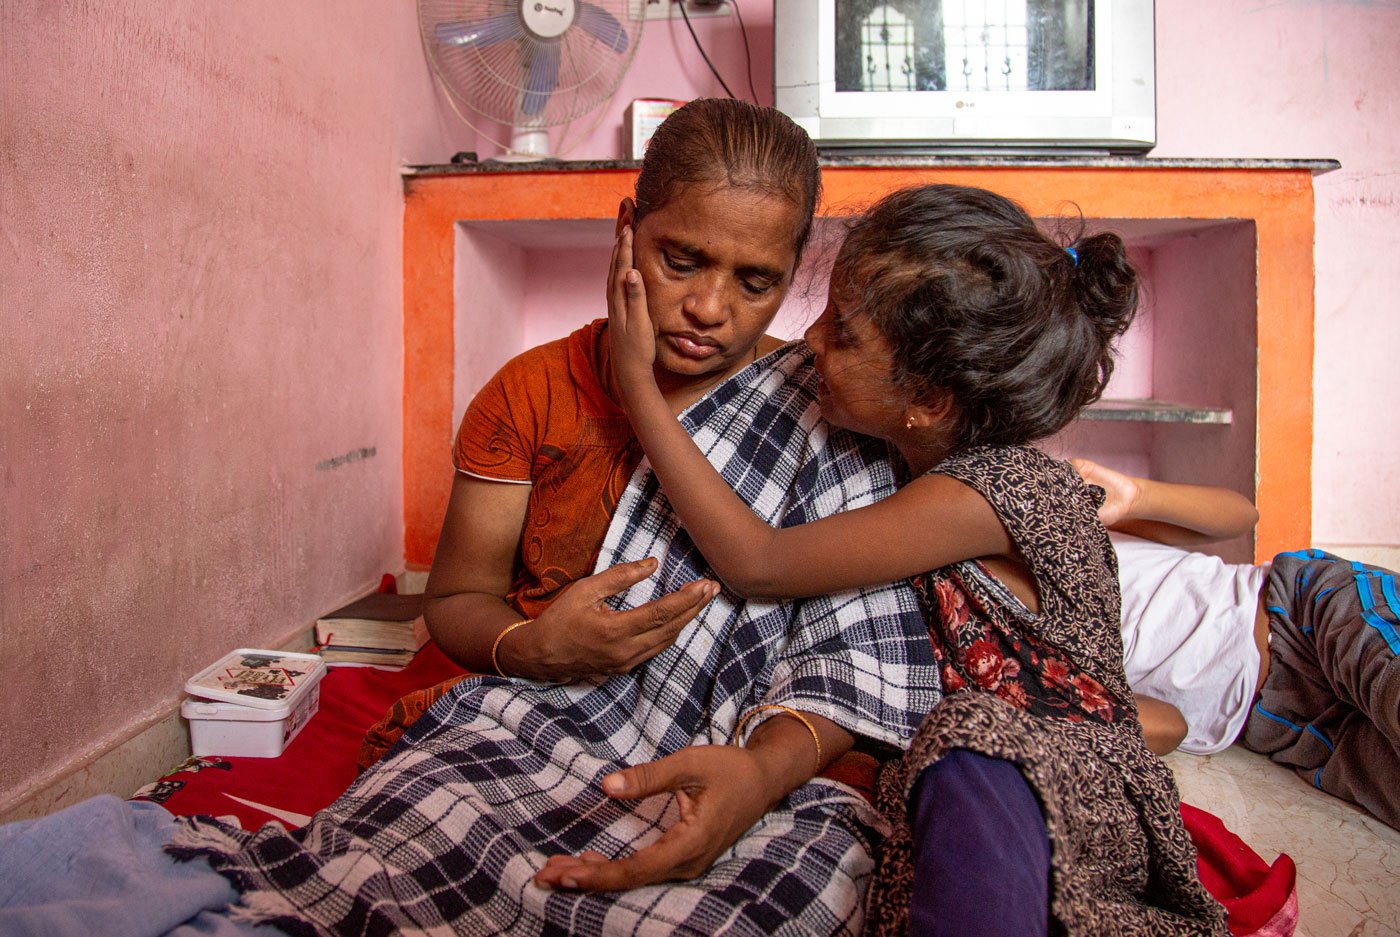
[314,592,428,669]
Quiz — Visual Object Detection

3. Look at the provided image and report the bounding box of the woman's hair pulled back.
[841,184,1139,450]
[635,97,821,262]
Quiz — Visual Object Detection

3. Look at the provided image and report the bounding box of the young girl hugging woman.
[605,184,1228,936]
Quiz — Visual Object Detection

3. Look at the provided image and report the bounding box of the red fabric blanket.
[136,642,1297,935]
[1182,803,1299,937]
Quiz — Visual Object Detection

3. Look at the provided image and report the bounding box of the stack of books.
[314,592,428,670]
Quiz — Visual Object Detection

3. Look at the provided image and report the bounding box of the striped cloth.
[169,343,938,937]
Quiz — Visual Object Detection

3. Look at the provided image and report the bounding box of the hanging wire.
[729,1,762,105]
[677,1,737,100]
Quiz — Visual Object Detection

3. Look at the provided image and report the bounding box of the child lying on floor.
[1076,458,1400,831]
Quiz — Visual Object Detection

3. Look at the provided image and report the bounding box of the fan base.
[494,127,553,161]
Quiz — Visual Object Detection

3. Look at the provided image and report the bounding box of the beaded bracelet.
[490,619,533,677]
[733,703,823,776]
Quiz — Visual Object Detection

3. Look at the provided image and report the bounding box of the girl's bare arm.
[607,229,1011,599]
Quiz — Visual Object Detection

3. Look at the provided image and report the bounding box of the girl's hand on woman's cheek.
[607,226,659,400]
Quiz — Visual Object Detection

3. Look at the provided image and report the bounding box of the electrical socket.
[628,0,731,22]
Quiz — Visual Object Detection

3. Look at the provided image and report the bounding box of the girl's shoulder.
[930,445,1105,545]
[930,445,1079,494]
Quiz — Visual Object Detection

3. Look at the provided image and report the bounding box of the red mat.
[134,641,464,829]
[136,642,1296,935]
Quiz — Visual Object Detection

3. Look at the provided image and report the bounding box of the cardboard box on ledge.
[626,98,686,159]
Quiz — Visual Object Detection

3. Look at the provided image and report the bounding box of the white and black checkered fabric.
[170,344,938,937]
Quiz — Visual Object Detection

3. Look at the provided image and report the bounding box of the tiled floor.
[1166,746,1400,936]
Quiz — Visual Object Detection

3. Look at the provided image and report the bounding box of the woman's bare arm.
[422,475,533,671]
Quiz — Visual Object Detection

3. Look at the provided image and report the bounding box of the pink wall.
[4,0,1393,813]
[1149,1,1400,546]
[0,1,468,811]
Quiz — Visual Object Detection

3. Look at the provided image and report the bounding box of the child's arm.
[1071,458,1258,547]
[1134,693,1188,756]
[607,228,1012,599]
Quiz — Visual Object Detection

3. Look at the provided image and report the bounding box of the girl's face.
[804,274,909,440]
[623,183,801,398]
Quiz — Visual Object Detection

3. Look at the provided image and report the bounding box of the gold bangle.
[733,703,823,776]
[490,619,533,677]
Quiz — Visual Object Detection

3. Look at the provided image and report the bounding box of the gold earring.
[905,415,916,430]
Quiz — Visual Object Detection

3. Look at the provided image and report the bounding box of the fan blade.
[522,42,561,117]
[435,12,518,49]
[578,2,629,54]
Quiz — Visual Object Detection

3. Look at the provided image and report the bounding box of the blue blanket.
[0,795,271,937]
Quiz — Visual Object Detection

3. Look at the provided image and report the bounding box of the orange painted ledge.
[403,164,1319,568]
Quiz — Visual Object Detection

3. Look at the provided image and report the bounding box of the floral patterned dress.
[864,446,1228,936]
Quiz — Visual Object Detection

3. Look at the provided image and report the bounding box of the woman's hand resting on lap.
[535,710,852,891]
[534,744,774,891]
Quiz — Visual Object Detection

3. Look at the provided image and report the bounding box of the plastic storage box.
[181,648,326,758]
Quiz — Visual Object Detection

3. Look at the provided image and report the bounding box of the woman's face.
[623,183,801,396]
[803,272,908,440]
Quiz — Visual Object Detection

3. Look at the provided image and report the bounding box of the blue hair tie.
[1066,246,1079,266]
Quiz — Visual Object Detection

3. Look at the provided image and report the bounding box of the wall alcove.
[402,158,1337,567]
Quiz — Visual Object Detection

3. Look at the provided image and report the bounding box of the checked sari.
[169,343,938,937]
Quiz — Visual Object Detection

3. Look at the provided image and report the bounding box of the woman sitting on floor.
[0,98,937,937]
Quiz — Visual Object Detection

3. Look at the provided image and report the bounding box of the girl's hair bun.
[840,185,1141,450]
[1069,231,1138,348]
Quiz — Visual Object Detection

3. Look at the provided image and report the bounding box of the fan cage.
[419,0,644,131]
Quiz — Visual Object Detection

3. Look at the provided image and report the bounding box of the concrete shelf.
[1083,399,1233,424]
